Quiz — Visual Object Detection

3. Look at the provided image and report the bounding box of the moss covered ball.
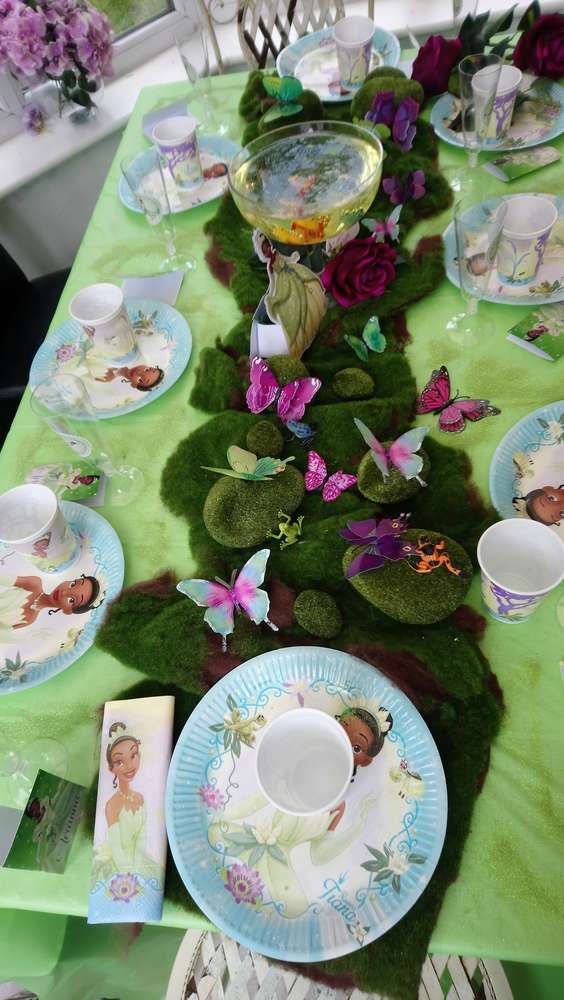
[344,528,472,624]
[294,589,343,639]
[246,420,284,458]
[332,367,375,400]
[203,466,304,548]
[365,66,407,83]
[351,76,424,120]
[357,447,431,503]
[267,354,308,384]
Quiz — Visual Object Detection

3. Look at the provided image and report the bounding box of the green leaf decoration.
[249,844,266,866]
[374,123,391,141]
[365,846,388,866]
[224,729,232,749]
[263,75,303,102]
[488,4,516,36]
[373,867,392,881]
[261,101,303,124]
[267,844,287,864]
[209,723,224,732]
[517,0,540,31]
[344,334,369,362]
[232,739,241,758]
[362,316,386,354]
[392,874,401,895]
[227,694,237,711]
[361,860,385,873]
[408,853,427,864]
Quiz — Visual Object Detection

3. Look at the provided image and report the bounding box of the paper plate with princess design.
[166,646,447,961]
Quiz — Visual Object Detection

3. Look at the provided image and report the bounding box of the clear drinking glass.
[30,373,144,507]
[458,53,502,168]
[174,16,230,136]
[447,196,507,342]
[0,738,68,808]
[121,148,196,272]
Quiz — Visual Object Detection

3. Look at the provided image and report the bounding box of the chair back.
[237,0,349,69]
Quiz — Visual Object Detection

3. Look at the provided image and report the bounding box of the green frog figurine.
[267,510,304,549]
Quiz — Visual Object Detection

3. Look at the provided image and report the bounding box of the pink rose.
[411,35,462,98]
[513,13,564,80]
[321,238,397,308]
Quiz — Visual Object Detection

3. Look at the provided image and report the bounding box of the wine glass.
[446,195,507,343]
[121,148,196,272]
[174,16,230,136]
[30,373,144,507]
[458,53,502,169]
[0,738,68,809]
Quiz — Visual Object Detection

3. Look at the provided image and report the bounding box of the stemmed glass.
[30,373,144,507]
[0,739,68,808]
[174,16,230,136]
[458,53,502,169]
[446,195,507,342]
[121,148,196,272]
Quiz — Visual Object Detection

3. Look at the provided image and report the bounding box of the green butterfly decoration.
[262,75,304,124]
[202,446,295,481]
[344,316,386,362]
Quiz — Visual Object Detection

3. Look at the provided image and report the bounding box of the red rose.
[513,13,564,80]
[411,35,462,97]
[321,238,397,308]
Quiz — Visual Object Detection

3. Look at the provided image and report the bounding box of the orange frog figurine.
[410,536,464,577]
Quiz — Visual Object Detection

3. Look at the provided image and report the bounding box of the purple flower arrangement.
[0,0,113,126]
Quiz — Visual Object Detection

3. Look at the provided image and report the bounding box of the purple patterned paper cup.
[334,16,374,91]
[152,115,202,191]
[477,519,564,623]
[473,64,522,142]
[496,194,558,285]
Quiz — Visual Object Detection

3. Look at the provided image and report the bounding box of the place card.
[483,146,561,183]
[88,695,174,924]
[25,462,104,504]
[1,770,85,874]
[506,303,564,361]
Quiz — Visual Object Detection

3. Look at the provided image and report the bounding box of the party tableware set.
[0,8,562,976]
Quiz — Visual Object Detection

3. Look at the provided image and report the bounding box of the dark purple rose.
[365,89,394,127]
[392,96,419,152]
[411,34,462,97]
[513,13,564,80]
[321,238,397,308]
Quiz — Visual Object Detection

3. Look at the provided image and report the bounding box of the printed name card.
[88,695,174,924]
[0,770,85,874]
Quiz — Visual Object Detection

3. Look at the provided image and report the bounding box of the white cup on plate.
[152,115,203,191]
[256,707,353,816]
[473,64,522,141]
[496,194,558,285]
[477,519,564,623]
[0,484,79,573]
[333,16,375,91]
[69,283,137,361]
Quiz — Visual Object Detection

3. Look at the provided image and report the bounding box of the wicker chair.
[237,0,376,69]
[165,930,514,1000]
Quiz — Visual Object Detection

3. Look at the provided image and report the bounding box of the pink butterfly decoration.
[354,419,428,486]
[416,366,500,433]
[246,357,321,424]
[304,450,357,502]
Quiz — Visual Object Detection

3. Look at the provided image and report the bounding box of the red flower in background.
[513,13,564,80]
[411,35,462,97]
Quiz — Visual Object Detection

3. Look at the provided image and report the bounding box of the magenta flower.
[392,97,419,152]
[23,102,45,134]
[365,89,394,127]
[2,5,47,77]
[225,863,264,905]
[55,342,77,361]
[411,34,462,98]
[197,783,226,810]
[108,873,141,903]
[321,237,397,308]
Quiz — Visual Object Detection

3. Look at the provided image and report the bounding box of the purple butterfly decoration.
[383,170,426,207]
[340,514,418,578]
[365,92,420,152]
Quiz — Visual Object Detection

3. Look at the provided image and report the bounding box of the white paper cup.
[496,194,558,285]
[473,64,522,141]
[0,484,79,573]
[334,16,374,91]
[256,707,353,815]
[69,283,137,361]
[477,519,564,623]
[152,115,203,191]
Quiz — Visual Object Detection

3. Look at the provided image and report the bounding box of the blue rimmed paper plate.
[444,195,564,306]
[0,502,124,694]
[277,26,400,103]
[29,298,192,419]
[489,401,564,542]
[431,77,564,152]
[166,646,447,962]
[118,135,241,214]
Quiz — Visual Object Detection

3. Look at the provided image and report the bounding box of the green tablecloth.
[0,72,562,965]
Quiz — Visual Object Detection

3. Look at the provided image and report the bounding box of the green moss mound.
[267,354,308,384]
[357,447,431,503]
[294,589,343,638]
[246,420,284,457]
[238,69,267,121]
[257,89,324,134]
[344,529,472,624]
[351,76,424,120]
[332,367,375,400]
[203,465,304,548]
[366,66,407,83]
[189,347,240,413]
